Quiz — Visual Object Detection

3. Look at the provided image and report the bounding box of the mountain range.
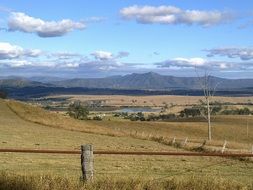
[1,72,253,90]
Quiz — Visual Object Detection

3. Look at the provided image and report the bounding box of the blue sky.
[0,0,253,78]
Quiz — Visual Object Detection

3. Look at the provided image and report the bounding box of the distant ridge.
[51,72,253,90]
[1,72,253,90]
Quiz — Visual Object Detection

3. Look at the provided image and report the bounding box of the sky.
[0,0,253,78]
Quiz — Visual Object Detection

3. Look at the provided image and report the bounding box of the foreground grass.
[1,172,252,190]
[1,99,253,187]
[1,153,253,184]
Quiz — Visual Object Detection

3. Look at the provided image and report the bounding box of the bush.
[221,107,252,115]
[67,101,89,120]
[93,115,103,121]
[126,112,146,121]
[179,108,200,118]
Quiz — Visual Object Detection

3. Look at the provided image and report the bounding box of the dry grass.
[5,99,253,152]
[48,95,253,107]
[6,100,122,137]
[89,116,253,151]
[0,100,174,151]
[1,172,252,190]
[1,99,253,186]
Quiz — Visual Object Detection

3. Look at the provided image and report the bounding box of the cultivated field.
[0,99,253,189]
[48,94,253,107]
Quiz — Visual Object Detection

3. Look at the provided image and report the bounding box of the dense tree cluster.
[221,107,252,115]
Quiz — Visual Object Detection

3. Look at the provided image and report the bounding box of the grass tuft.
[0,172,252,190]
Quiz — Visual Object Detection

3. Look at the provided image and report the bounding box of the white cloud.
[0,42,42,59]
[156,57,207,68]
[91,51,114,61]
[205,47,253,60]
[51,52,82,60]
[91,50,130,61]
[8,12,85,37]
[155,57,239,70]
[0,59,32,67]
[0,42,131,70]
[173,57,207,66]
[120,5,233,26]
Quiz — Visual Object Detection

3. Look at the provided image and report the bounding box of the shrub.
[93,115,103,121]
[67,101,89,120]
[179,108,200,118]
[221,107,252,115]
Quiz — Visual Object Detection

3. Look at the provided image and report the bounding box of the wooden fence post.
[221,140,227,153]
[81,144,94,181]
[172,137,176,145]
[182,137,188,146]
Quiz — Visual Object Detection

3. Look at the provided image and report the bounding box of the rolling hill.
[0,72,253,99]
[1,72,253,90]
[46,72,253,90]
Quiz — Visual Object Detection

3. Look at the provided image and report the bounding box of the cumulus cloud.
[8,12,85,37]
[205,47,253,60]
[0,42,42,59]
[155,57,239,70]
[50,52,82,60]
[91,51,113,61]
[156,57,207,68]
[0,42,131,71]
[0,59,32,67]
[91,50,130,61]
[120,5,233,26]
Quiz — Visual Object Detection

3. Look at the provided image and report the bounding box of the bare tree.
[196,69,220,141]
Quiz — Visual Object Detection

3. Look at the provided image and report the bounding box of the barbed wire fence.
[0,145,253,182]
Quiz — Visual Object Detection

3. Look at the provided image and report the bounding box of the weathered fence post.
[221,140,227,153]
[81,144,94,181]
[182,137,188,146]
[172,137,176,145]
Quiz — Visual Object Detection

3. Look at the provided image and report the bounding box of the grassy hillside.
[5,100,122,137]
[0,100,172,151]
[91,115,253,148]
[5,99,253,150]
[0,99,253,187]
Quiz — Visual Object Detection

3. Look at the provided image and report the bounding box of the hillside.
[0,78,51,88]
[52,72,253,90]
[1,72,253,91]
[0,99,253,186]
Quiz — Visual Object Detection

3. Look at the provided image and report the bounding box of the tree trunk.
[207,98,211,140]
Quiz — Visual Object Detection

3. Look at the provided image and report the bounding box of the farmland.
[0,98,253,189]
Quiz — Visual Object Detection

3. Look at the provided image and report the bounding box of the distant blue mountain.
[1,72,253,90]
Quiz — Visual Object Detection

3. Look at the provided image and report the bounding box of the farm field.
[48,94,253,107]
[0,98,253,189]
